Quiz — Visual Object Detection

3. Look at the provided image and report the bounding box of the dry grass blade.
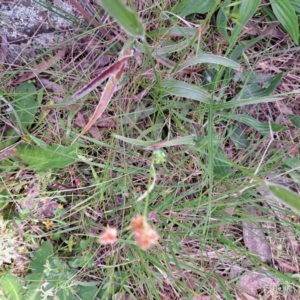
[15,47,66,84]
[69,52,133,102]
[71,54,129,145]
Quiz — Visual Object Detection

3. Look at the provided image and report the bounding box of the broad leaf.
[0,273,24,300]
[16,142,78,172]
[98,0,144,38]
[26,241,54,281]
[11,81,38,131]
[270,0,299,45]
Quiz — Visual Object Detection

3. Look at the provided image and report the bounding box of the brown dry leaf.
[71,50,131,145]
[238,270,280,297]
[193,296,210,300]
[15,47,66,83]
[242,207,272,263]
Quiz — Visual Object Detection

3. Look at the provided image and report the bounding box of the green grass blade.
[270,0,299,45]
[97,0,144,38]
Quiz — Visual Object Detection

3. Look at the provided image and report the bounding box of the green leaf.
[267,182,300,213]
[229,126,250,149]
[231,72,283,100]
[11,81,38,131]
[222,114,287,134]
[76,286,99,299]
[26,241,54,281]
[97,0,144,38]
[146,135,197,149]
[287,114,300,129]
[216,0,231,39]
[114,134,159,147]
[147,27,198,38]
[289,0,300,13]
[0,273,24,300]
[213,147,232,177]
[216,96,284,109]
[230,0,261,47]
[172,0,217,16]
[162,80,211,104]
[175,54,241,73]
[270,0,299,45]
[16,142,78,172]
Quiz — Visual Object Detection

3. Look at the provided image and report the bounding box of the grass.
[0,0,300,299]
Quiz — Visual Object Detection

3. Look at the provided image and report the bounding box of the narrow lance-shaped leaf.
[270,0,299,45]
[229,0,261,48]
[97,0,144,38]
[146,135,197,149]
[70,52,133,102]
[266,181,300,213]
[162,80,211,104]
[174,54,241,74]
[71,55,130,145]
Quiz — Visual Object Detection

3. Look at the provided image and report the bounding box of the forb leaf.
[270,0,299,45]
[266,182,300,213]
[16,143,78,172]
[12,81,38,131]
[98,0,144,38]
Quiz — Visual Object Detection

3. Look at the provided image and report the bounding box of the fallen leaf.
[15,47,66,83]
[239,270,280,296]
[242,207,272,263]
